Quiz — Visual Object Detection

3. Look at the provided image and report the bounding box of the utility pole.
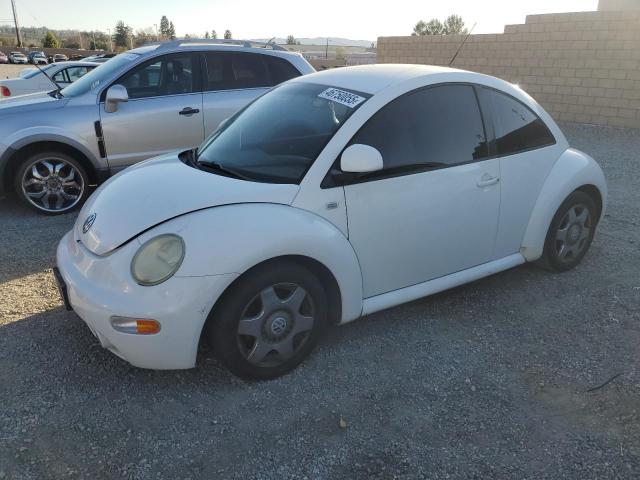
[107,28,113,52]
[325,38,328,59]
[10,0,23,48]
[154,24,159,41]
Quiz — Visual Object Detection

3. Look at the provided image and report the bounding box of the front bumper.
[56,230,237,369]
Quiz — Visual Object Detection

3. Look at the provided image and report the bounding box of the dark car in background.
[53,54,68,62]
[27,51,48,65]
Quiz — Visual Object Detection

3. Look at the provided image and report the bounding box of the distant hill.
[252,37,374,47]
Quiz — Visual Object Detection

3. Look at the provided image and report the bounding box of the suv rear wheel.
[15,150,90,215]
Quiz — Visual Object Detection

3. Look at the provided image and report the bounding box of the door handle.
[179,107,200,116]
[477,174,500,188]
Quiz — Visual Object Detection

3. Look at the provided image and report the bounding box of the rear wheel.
[15,150,90,215]
[207,261,328,380]
[539,191,597,272]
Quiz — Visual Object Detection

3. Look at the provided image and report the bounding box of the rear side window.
[349,84,488,178]
[203,52,300,91]
[483,88,555,156]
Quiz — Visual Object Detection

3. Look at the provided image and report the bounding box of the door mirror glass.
[105,84,129,113]
[340,144,383,173]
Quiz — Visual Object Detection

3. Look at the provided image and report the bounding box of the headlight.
[131,234,185,286]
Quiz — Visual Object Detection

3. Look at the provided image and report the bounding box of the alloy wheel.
[554,204,592,263]
[21,158,85,213]
[236,283,315,367]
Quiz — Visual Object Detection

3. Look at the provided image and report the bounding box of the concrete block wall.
[377,10,640,128]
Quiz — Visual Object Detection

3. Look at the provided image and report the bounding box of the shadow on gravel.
[0,197,78,284]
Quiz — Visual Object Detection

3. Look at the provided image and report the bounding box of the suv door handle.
[477,174,500,188]
[179,107,200,116]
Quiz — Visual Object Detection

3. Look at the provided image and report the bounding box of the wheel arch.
[520,148,607,262]
[202,254,343,340]
[3,139,100,195]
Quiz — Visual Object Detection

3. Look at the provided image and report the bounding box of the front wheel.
[15,150,90,215]
[539,191,597,272]
[207,261,328,380]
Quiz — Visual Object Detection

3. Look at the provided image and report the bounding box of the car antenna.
[31,60,63,93]
[448,22,477,67]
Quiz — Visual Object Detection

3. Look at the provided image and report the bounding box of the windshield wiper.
[196,158,250,181]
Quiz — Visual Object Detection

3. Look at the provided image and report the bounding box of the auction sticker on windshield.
[318,88,366,108]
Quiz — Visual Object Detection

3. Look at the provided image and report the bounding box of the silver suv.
[0,40,314,214]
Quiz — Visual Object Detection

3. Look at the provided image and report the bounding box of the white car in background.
[55,65,607,380]
[0,61,97,99]
[8,52,28,64]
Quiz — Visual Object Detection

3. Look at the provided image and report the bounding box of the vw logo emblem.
[82,213,96,234]
[271,317,287,336]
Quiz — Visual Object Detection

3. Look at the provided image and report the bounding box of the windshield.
[197,82,370,184]
[22,64,55,79]
[60,52,139,98]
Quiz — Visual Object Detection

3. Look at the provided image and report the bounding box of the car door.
[476,87,560,259]
[201,52,300,137]
[100,52,205,169]
[340,84,501,298]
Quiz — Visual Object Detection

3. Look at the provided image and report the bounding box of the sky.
[1,0,599,41]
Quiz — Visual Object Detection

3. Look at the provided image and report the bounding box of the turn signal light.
[0,86,10,97]
[110,316,161,335]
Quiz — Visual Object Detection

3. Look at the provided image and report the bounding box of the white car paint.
[0,61,97,99]
[56,64,607,371]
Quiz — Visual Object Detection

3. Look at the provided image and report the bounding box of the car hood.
[76,153,300,255]
[0,90,63,110]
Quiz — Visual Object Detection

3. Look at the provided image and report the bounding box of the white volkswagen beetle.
[55,64,607,379]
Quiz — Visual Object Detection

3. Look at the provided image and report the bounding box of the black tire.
[14,150,90,215]
[538,191,597,272]
[207,261,328,380]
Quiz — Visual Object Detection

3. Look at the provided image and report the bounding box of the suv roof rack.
[156,38,287,51]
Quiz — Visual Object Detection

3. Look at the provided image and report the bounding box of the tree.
[443,15,468,35]
[168,22,176,40]
[412,19,443,36]
[224,29,232,39]
[160,15,169,37]
[412,15,467,36]
[211,30,217,39]
[286,35,296,45]
[114,20,132,48]
[204,31,210,39]
[42,31,59,48]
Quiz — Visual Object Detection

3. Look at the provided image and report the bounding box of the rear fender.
[520,148,607,261]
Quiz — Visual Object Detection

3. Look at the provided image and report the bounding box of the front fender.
[136,203,364,324]
[520,148,607,261]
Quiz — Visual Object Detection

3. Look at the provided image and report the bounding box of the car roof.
[129,40,302,59]
[292,64,474,95]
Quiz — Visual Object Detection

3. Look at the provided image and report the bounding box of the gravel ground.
[0,64,28,80]
[0,123,639,479]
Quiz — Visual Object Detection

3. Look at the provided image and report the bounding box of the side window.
[52,70,68,84]
[264,56,301,85]
[484,88,555,156]
[349,85,488,176]
[119,54,195,99]
[64,66,91,82]
[229,53,269,89]
[204,53,225,91]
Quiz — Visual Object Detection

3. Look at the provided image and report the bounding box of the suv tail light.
[0,86,10,97]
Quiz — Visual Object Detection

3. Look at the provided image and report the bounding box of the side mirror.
[104,84,128,113]
[340,144,383,173]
